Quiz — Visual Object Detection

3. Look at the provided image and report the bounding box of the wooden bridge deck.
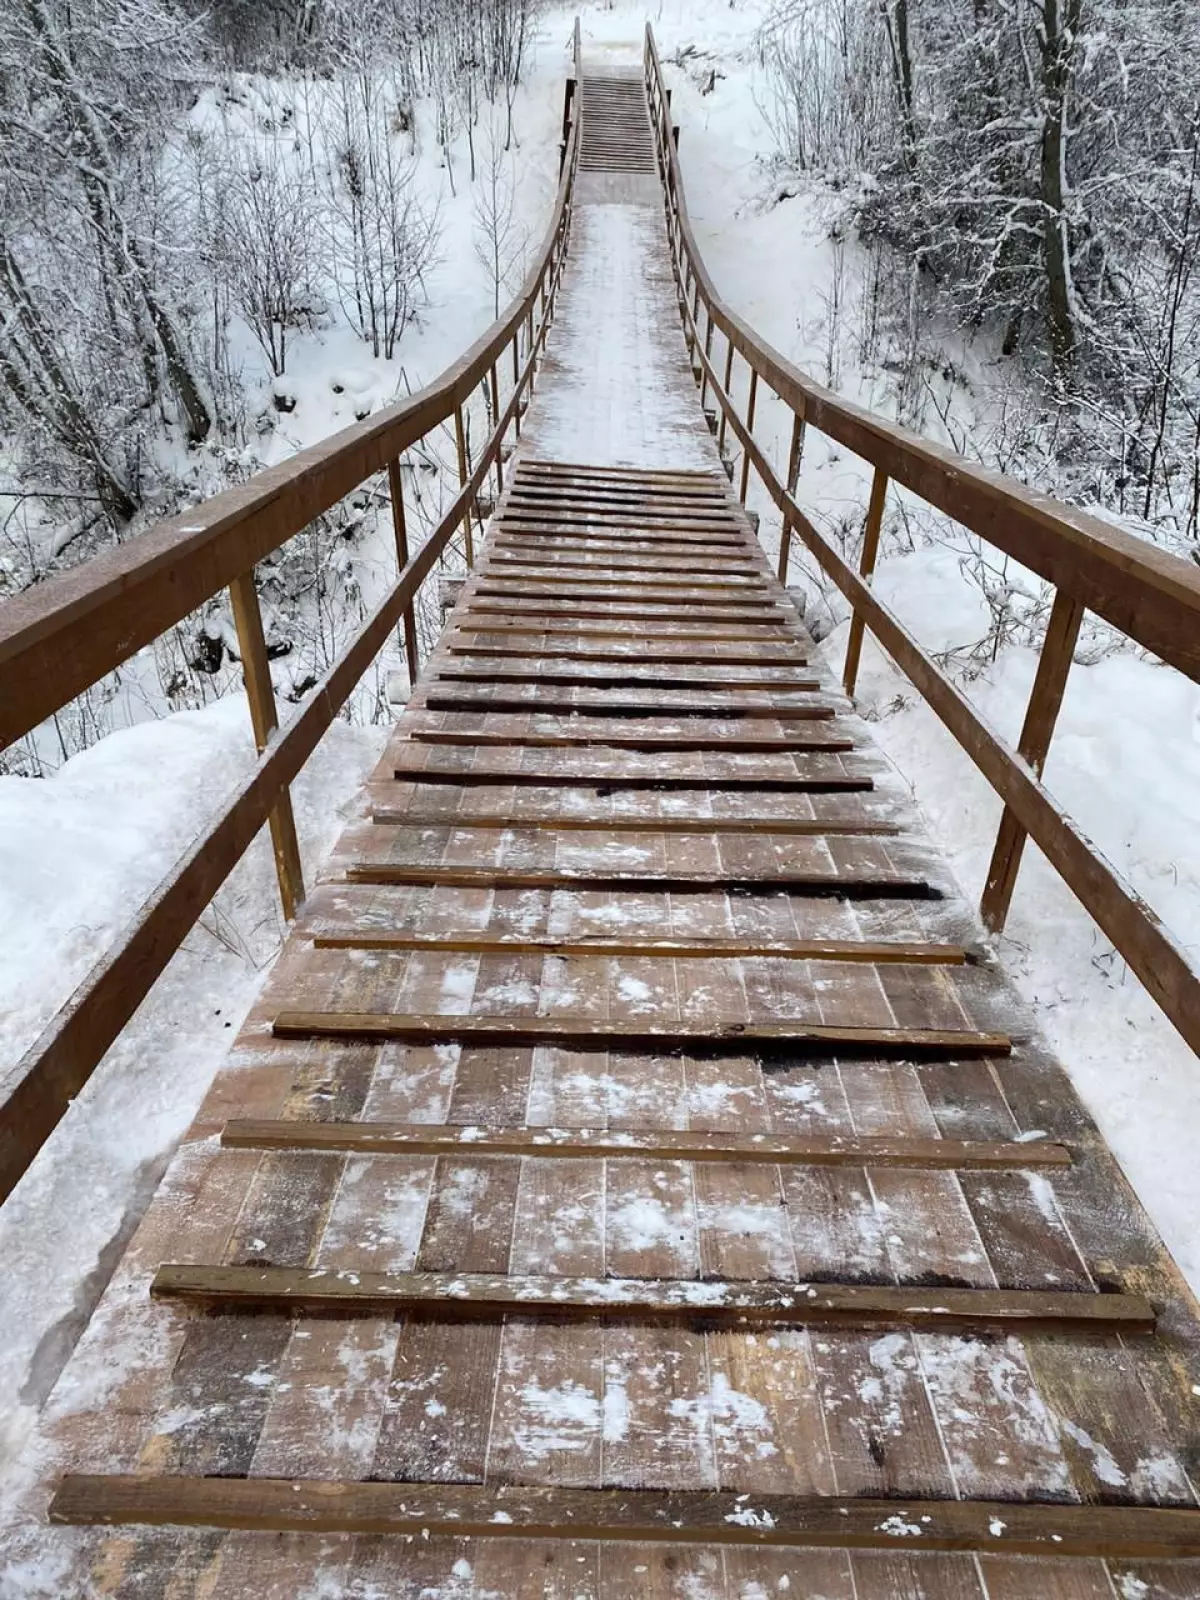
[7,68,1200,1600]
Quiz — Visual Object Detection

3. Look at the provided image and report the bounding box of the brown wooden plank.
[270,1011,1013,1057]
[312,934,960,963]
[50,1479,1200,1556]
[148,1264,1153,1334]
[367,811,902,837]
[446,644,810,665]
[343,864,934,896]
[421,694,833,719]
[410,729,853,753]
[221,1119,1070,1169]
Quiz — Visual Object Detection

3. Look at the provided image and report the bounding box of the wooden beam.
[429,669,823,691]
[227,570,305,922]
[460,606,788,627]
[518,460,720,484]
[311,932,958,961]
[981,588,1085,932]
[386,459,420,686]
[388,768,874,793]
[842,466,888,699]
[148,1263,1147,1333]
[451,625,796,643]
[367,809,898,835]
[221,1120,1065,1168]
[344,863,934,896]
[409,730,855,753]
[470,586,781,608]
[419,696,834,720]
[51,1478,1200,1556]
[270,1011,1011,1057]
[444,645,810,666]
[453,403,475,568]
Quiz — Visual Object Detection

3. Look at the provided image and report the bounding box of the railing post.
[717,340,735,455]
[700,310,714,411]
[453,402,475,569]
[778,409,806,581]
[738,368,759,503]
[489,363,503,496]
[981,588,1085,932]
[228,569,305,921]
[512,332,522,439]
[842,467,889,699]
[386,459,420,688]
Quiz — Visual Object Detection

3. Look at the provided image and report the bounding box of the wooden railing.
[0,22,583,1203]
[645,25,1200,1059]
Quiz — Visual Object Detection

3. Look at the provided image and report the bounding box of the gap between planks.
[269,1012,1012,1057]
[343,864,936,897]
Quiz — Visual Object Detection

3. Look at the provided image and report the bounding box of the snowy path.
[521,174,718,471]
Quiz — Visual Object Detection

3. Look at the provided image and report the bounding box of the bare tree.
[221,147,318,377]
[473,115,525,318]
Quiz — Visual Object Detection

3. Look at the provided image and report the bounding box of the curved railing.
[0,20,583,1201]
[645,24,1200,1059]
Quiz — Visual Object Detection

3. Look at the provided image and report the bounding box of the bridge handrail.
[645,23,1200,1059]
[0,19,583,1202]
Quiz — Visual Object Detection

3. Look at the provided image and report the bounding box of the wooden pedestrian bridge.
[3,23,1200,1598]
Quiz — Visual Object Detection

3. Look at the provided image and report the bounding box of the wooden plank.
[228,570,306,922]
[50,1480,1200,1557]
[445,644,810,665]
[148,1264,1152,1333]
[981,589,1085,931]
[270,1011,1012,1057]
[430,668,820,690]
[343,864,934,895]
[409,729,854,753]
[368,808,899,836]
[386,767,873,792]
[312,934,958,963]
[470,585,780,607]
[421,694,834,719]
[220,1120,1071,1169]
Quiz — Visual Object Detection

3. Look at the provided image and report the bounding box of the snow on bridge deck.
[5,60,1200,1600]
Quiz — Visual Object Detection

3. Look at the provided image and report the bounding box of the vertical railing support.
[738,368,759,503]
[489,363,503,496]
[512,332,523,440]
[981,588,1085,933]
[453,402,475,569]
[778,410,806,581]
[842,467,889,699]
[228,569,305,922]
[700,311,714,412]
[386,459,420,689]
[717,341,735,455]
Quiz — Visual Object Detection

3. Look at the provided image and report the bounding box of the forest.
[0,0,547,773]
[759,0,1200,554]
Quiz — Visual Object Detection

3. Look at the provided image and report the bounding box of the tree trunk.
[1038,0,1081,370]
[22,0,214,442]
